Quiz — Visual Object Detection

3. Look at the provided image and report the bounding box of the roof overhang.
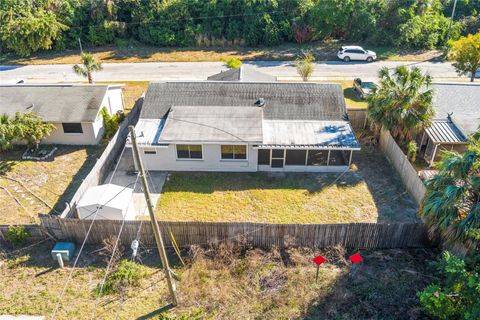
[425,119,468,144]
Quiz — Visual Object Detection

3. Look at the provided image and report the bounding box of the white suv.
[337,46,377,62]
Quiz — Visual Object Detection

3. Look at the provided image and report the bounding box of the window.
[307,150,328,166]
[258,149,270,165]
[62,123,83,134]
[285,150,307,165]
[221,145,247,160]
[176,144,202,159]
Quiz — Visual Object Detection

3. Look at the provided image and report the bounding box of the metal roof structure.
[207,65,276,82]
[133,118,165,145]
[425,119,467,144]
[140,82,346,121]
[159,106,263,143]
[76,184,133,211]
[0,84,115,122]
[432,83,480,135]
[259,120,360,149]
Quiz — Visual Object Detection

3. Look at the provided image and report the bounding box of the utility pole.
[446,0,458,42]
[78,38,83,54]
[128,125,178,306]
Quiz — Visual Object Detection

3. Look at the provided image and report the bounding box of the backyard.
[156,148,417,224]
[0,146,105,224]
[0,239,438,320]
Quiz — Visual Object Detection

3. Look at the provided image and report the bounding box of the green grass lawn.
[0,240,437,320]
[156,149,417,224]
[0,146,105,224]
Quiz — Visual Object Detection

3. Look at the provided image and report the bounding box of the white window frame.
[220,144,248,161]
[175,144,204,161]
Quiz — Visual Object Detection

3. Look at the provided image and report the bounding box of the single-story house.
[0,84,124,145]
[130,82,360,172]
[207,65,276,82]
[418,83,480,164]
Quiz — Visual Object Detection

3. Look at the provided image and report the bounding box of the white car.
[337,46,377,62]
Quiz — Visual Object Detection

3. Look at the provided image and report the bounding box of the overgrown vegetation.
[4,225,30,246]
[0,0,477,57]
[0,112,55,152]
[97,259,146,295]
[418,251,480,320]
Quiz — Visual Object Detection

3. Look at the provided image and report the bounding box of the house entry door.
[271,149,285,168]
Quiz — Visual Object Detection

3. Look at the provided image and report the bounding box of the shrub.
[295,51,315,81]
[407,140,418,162]
[417,252,480,320]
[100,107,123,139]
[5,226,30,246]
[98,259,146,295]
[221,57,242,69]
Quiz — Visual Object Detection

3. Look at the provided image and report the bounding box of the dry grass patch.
[0,240,437,319]
[0,146,105,224]
[156,149,417,224]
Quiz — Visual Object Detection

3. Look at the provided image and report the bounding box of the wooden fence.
[40,216,430,249]
[379,129,426,206]
[61,99,143,218]
[347,108,368,130]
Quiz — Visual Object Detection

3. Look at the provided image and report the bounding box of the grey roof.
[207,66,276,82]
[260,120,360,149]
[141,82,346,121]
[425,119,467,144]
[159,106,263,143]
[432,83,480,135]
[0,84,109,122]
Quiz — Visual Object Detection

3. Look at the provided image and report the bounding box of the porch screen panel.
[285,150,307,165]
[258,149,270,165]
[329,150,347,165]
[307,150,328,165]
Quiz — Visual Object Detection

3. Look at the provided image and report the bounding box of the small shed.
[76,184,135,220]
[418,118,468,165]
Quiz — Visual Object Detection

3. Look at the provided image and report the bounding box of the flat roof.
[425,119,467,144]
[159,106,263,143]
[259,120,360,149]
[133,118,165,145]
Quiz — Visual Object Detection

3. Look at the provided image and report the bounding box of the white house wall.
[139,144,258,172]
[102,87,124,114]
[43,122,99,145]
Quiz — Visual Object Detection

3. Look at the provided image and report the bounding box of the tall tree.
[367,65,434,142]
[450,32,480,82]
[73,53,103,84]
[421,133,480,244]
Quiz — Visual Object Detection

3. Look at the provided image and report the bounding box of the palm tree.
[367,65,434,142]
[421,132,480,244]
[73,52,103,84]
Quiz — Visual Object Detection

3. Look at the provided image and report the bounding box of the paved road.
[0,60,461,83]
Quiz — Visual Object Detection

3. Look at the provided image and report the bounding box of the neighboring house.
[0,84,124,145]
[207,65,276,82]
[418,83,480,164]
[130,82,360,172]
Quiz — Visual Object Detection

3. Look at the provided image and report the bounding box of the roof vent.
[254,98,266,107]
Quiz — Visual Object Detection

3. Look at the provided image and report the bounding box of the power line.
[51,145,128,319]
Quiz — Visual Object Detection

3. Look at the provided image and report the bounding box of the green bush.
[100,107,123,140]
[98,259,146,295]
[221,57,242,69]
[5,226,30,246]
[417,252,480,320]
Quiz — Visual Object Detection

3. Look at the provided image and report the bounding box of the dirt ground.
[0,239,437,320]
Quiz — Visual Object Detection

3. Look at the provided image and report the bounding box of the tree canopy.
[0,0,477,56]
[421,133,480,244]
[73,52,103,84]
[367,65,434,142]
[450,32,480,82]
